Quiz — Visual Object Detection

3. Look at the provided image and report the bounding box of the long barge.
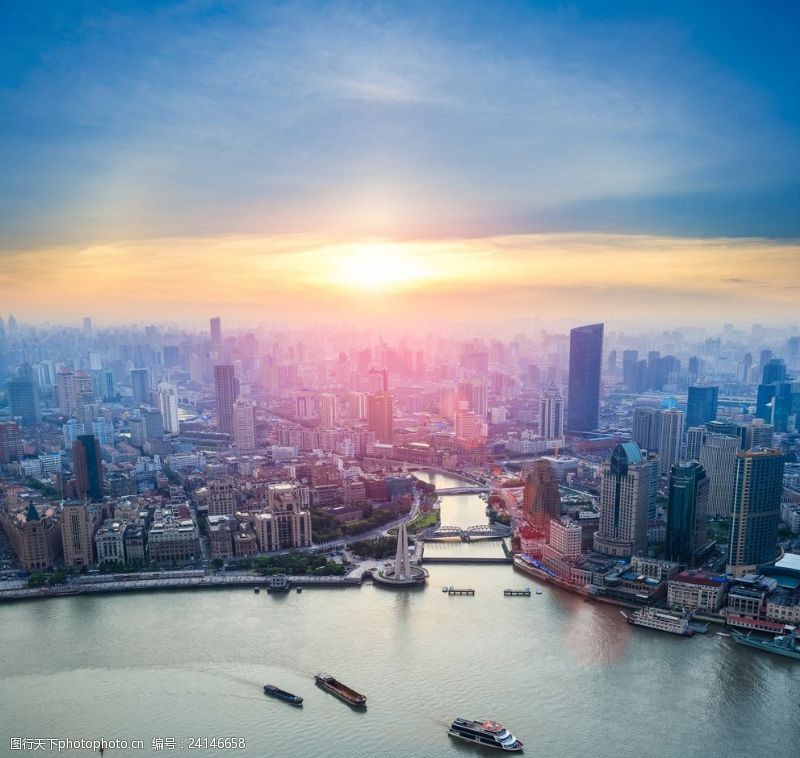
[263,684,303,706]
[314,673,367,708]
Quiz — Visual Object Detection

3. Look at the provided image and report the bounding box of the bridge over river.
[422,523,512,541]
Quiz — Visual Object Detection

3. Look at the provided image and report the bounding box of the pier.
[504,588,531,597]
[448,588,475,596]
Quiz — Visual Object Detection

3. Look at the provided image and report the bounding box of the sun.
[327,243,433,292]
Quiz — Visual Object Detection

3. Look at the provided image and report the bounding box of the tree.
[211,558,224,572]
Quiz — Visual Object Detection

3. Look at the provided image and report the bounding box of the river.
[1,471,798,757]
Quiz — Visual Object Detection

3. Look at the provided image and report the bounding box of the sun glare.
[328,244,433,292]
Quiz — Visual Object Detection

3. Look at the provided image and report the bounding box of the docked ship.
[263,684,303,706]
[314,673,367,708]
[448,718,524,752]
[622,607,694,636]
[731,628,800,661]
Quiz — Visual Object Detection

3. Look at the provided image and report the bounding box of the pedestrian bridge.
[423,523,512,541]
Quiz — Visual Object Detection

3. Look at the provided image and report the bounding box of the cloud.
[2,231,799,326]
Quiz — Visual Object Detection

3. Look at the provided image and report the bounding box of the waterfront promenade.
[0,572,362,602]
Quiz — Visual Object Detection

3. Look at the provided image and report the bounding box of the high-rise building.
[348,391,368,420]
[665,461,709,567]
[56,368,76,416]
[594,442,650,558]
[158,383,180,434]
[208,477,237,516]
[214,364,238,435]
[658,409,685,476]
[522,459,561,533]
[728,449,784,577]
[210,316,222,344]
[130,368,150,406]
[367,392,394,443]
[539,383,564,439]
[0,421,22,463]
[233,399,256,452]
[762,358,786,385]
[72,434,104,501]
[454,407,485,441]
[319,393,340,429]
[699,432,739,517]
[8,368,41,425]
[686,386,718,428]
[632,407,662,453]
[744,419,774,450]
[566,323,603,432]
[61,503,95,567]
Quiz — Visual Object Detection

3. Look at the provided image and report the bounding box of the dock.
[448,588,476,596]
[504,588,531,597]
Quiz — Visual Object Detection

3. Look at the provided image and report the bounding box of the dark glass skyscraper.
[686,385,718,428]
[214,364,238,435]
[72,434,104,501]
[566,323,603,432]
[665,461,709,566]
[728,448,783,577]
[7,364,41,425]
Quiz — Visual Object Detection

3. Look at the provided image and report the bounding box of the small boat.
[314,673,367,708]
[448,717,523,752]
[442,586,450,592]
[535,588,543,595]
[716,632,731,637]
[263,684,303,706]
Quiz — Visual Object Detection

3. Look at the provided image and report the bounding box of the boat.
[267,575,290,593]
[535,588,542,595]
[263,684,303,706]
[442,586,450,592]
[623,607,694,636]
[716,632,731,637]
[448,718,523,752]
[314,673,367,708]
[731,627,800,661]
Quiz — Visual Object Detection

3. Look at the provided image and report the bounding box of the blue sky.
[2,2,800,325]
[2,0,799,248]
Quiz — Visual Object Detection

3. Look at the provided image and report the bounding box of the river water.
[1,472,798,757]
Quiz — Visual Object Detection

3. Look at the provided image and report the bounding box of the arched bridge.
[424,523,512,541]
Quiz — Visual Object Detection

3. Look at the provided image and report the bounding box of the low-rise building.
[668,570,728,612]
[95,519,127,565]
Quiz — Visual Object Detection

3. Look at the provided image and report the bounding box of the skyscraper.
[728,449,784,577]
[348,391,368,420]
[658,409,685,476]
[210,316,222,344]
[319,393,340,429]
[631,407,662,453]
[233,399,256,452]
[214,364,238,435]
[72,434,104,501]
[158,382,180,434]
[56,368,76,416]
[8,366,41,425]
[367,392,394,443]
[522,459,561,533]
[0,421,22,463]
[130,368,150,406]
[594,442,650,558]
[539,383,564,439]
[697,431,739,517]
[762,358,786,385]
[686,385,718,428]
[566,323,603,432]
[665,461,709,566]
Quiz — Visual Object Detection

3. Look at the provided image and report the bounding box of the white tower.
[394,520,411,580]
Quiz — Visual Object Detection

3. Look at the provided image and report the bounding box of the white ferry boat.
[622,607,694,636]
[448,718,523,752]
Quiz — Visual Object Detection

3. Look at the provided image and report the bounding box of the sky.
[1,1,800,327]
